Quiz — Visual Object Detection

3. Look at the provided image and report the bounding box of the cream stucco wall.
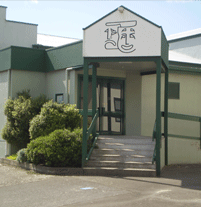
[0,70,8,157]
[11,70,46,98]
[46,69,66,102]
[125,71,142,136]
[142,72,201,164]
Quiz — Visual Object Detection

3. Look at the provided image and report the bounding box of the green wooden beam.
[156,58,161,177]
[92,64,97,137]
[164,68,169,165]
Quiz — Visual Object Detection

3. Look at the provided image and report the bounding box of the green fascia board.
[46,41,83,72]
[168,33,201,44]
[161,29,169,68]
[83,5,161,31]
[84,56,160,63]
[169,61,201,69]
[0,47,12,71]
[169,61,201,74]
[11,46,46,72]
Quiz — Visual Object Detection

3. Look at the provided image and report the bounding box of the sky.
[1,0,201,39]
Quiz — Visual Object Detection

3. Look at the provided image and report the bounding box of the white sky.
[1,0,201,39]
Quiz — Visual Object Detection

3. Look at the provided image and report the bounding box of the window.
[55,93,64,103]
[168,82,180,99]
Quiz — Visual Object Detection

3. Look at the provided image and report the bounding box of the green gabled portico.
[81,6,169,176]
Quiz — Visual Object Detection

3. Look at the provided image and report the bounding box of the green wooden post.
[164,67,169,165]
[82,59,89,167]
[156,58,161,176]
[92,63,97,137]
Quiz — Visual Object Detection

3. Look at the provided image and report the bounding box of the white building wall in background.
[0,6,37,50]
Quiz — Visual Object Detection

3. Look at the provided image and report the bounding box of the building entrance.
[79,77,124,135]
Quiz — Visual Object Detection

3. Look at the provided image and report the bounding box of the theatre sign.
[83,6,165,58]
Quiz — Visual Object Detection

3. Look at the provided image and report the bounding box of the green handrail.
[86,109,99,141]
[162,112,201,148]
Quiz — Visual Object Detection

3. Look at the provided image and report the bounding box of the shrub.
[26,128,88,167]
[7,154,17,160]
[2,90,49,148]
[29,100,81,140]
[16,148,28,163]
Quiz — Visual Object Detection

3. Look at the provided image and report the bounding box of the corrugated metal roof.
[169,50,201,65]
[37,34,80,47]
[167,28,201,41]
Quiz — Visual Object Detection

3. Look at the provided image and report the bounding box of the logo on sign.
[104,20,137,53]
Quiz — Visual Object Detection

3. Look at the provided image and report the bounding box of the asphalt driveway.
[0,163,201,207]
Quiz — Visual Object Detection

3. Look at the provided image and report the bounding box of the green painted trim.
[168,134,200,141]
[156,58,162,177]
[161,29,169,68]
[140,71,156,76]
[0,5,7,8]
[83,5,161,30]
[168,33,201,43]
[6,20,38,26]
[92,64,97,137]
[169,67,201,75]
[169,61,201,69]
[85,56,160,63]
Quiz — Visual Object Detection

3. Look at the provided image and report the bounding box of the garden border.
[0,158,84,175]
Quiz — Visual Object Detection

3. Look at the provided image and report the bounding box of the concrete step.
[86,160,156,169]
[89,154,153,162]
[83,167,156,177]
[97,143,155,151]
[92,149,155,157]
[98,136,155,145]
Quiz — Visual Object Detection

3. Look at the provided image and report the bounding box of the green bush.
[29,100,81,140]
[26,128,87,167]
[16,148,28,163]
[7,154,17,160]
[2,91,49,148]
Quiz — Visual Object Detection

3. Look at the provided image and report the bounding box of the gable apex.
[83,5,161,31]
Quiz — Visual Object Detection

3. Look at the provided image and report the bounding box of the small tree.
[2,90,49,148]
[29,100,81,140]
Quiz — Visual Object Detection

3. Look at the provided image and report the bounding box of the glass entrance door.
[99,79,124,135]
[79,77,124,135]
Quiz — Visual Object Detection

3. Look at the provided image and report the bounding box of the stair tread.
[84,167,156,171]
[88,160,153,164]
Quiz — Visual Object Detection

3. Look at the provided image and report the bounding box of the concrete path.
[0,163,201,207]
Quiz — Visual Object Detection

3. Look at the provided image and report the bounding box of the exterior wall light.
[118,6,124,13]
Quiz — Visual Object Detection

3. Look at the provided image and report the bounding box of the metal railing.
[152,112,201,164]
[163,112,201,149]
[80,109,99,164]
